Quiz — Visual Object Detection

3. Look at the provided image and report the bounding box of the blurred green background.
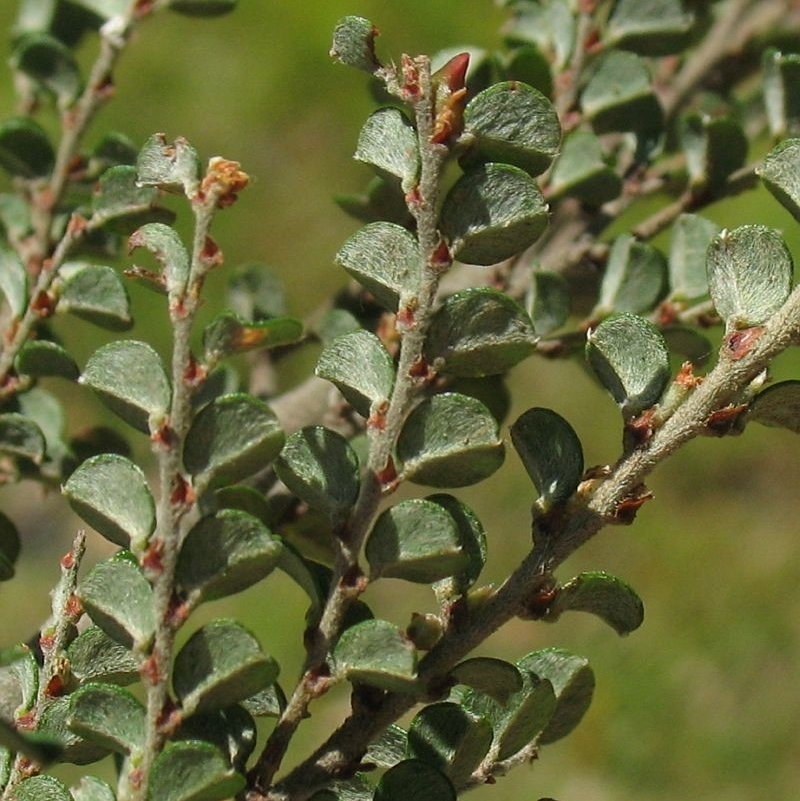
[1,3,800,800]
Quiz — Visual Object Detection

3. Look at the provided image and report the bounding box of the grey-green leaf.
[0,413,45,464]
[175,510,282,603]
[548,130,622,206]
[510,407,584,511]
[315,330,395,417]
[374,760,455,801]
[92,164,161,227]
[77,554,156,650]
[757,138,800,222]
[0,245,28,317]
[135,133,200,196]
[681,114,747,191]
[15,341,79,380]
[366,499,468,583]
[440,163,549,266]
[334,222,420,311]
[69,777,116,801]
[606,0,697,55]
[8,775,71,801]
[581,50,662,135]
[529,271,571,335]
[749,380,800,433]
[586,313,670,417]
[67,682,145,755]
[147,740,245,801]
[128,221,190,300]
[462,81,561,176]
[706,225,793,330]
[424,288,538,377]
[203,312,303,364]
[183,394,285,491]
[63,453,155,550]
[763,49,800,138]
[547,571,644,635]
[173,619,279,715]
[502,0,575,69]
[355,108,419,192]
[67,626,140,685]
[668,213,719,301]
[330,15,381,73]
[450,657,522,705]
[597,234,666,315]
[519,648,595,745]
[80,340,171,433]
[332,619,418,693]
[58,263,132,330]
[407,702,492,788]
[397,393,504,487]
[275,427,360,521]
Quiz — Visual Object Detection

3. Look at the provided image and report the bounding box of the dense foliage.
[0,1,799,800]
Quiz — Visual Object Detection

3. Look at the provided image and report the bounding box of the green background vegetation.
[1,3,799,800]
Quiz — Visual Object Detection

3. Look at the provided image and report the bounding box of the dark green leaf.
[763,49,800,138]
[424,288,538,377]
[519,648,595,745]
[749,380,800,433]
[681,114,747,191]
[450,657,522,705]
[136,133,200,196]
[241,683,286,718]
[0,117,55,178]
[173,619,278,715]
[275,427,360,521]
[332,619,418,692]
[80,340,171,432]
[330,16,381,73]
[0,512,20,581]
[183,394,285,491]
[58,263,132,330]
[586,314,670,417]
[407,702,492,788]
[397,393,504,487]
[548,130,622,206]
[374,761,455,801]
[429,494,487,600]
[355,108,419,191]
[365,724,407,768]
[662,326,712,366]
[0,245,28,318]
[77,554,156,650]
[15,340,79,380]
[510,407,584,511]
[547,571,644,635]
[203,312,303,363]
[63,453,155,549]
[757,138,800,222]
[461,81,560,176]
[668,213,719,301]
[440,163,549,266]
[366,499,469,583]
[315,330,395,417]
[67,682,145,754]
[147,740,245,801]
[169,0,237,15]
[175,509,282,603]
[7,775,71,801]
[530,271,570,336]
[581,51,662,135]
[706,225,793,330]
[0,413,45,464]
[10,32,81,107]
[17,387,69,473]
[597,234,666,315]
[176,706,256,772]
[67,626,140,685]
[606,0,697,55]
[463,667,556,760]
[0,719,60,767]
[502,43,552,96]
[334,222,420,311]
[128,221,190,300]
[91,164,160,226]
[227,262,287,320]
[502,0,575,69]
[38,695,110,765]
[91,131,138,168]
[334,174,413,227]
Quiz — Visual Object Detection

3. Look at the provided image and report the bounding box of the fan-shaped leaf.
[67,626,140,685]
[0,118,54,178]
[203,312,303,363]
[757,138,800,222]
[450,657,522,705]
[67,682,145,754]
[681,114,747,191]
[330,15,381,73]
[15,341,79,380]
[749,380,800,433]
[597,235,666,315]
[0,245,28,317]
[606,0,697,55]
[668,213,719,301]
[128,221,190,300]
[763,49,800,138]
[63,453,155,549]
[548,130,622,206]
[0,413,45,464]
[355,108,419,191]
[135,133,200,196]
[58,263,132,330]
[397,393,504,487]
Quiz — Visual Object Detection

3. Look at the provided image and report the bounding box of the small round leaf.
[67,682,145,755]
[597,234,666,315]
[355,108,419,191]
[440,163,549,266]
[58,263,132,330]
[758,138,800,221]
[0,118,54,178]
[748,380,800,433]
